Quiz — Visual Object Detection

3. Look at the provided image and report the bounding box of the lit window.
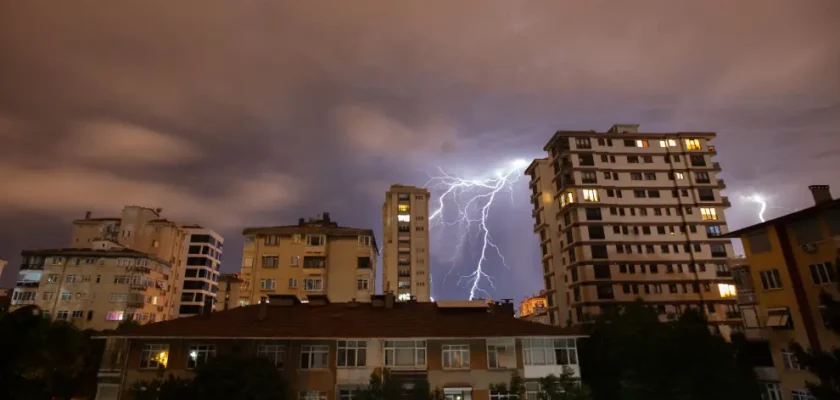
[187,345,216,369]
[398,204,410,212]
[659,139,677,147]
[675,172,684,179]
[684,139,701,150]
[397,214,410,222]
[105,311,124,321]
[337,340,367,367]
[397,292,411,301]
[140,344,169,369]
[560,191,575,207]
[635,140,649,147]
[717,283,736,298]
[700,208,717,220]
[582,189,600,202]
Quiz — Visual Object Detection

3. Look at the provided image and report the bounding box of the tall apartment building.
[215,273,244,311]
[12,240,176,330]
[176,226,223,316]
[69,206,222,317]
[94,295,582,400]
[528,124,738,330]
[239,213,378,304]
[726,185,839,400]
[382,185,431,301]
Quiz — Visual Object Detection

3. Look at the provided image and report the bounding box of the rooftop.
[106,300,582,339]
[725,197,840,238]
[543,124,717,151]
[21,246,169,265]
[242,213,377,250]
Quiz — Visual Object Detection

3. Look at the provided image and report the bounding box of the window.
[718,284,736,298]
[356,279,369,291]
[690,155,706,166]
[256,343,285,368]
[260,279,276,290]
[55,310,69,320]
[47,274,60,283]
[262,256,279,268]
[290,256,300,266]
[60,291,72,300]
[636,139,649,147]
[643,172,656,180]
[522,338,578,366]
[760,269,783,290]
[782,348,801,370]
[303,257,326,268]
[578,154,594,166]
[306,235,325,246]
[707,225,722,237]
[357,257,372,269]
[398,203,410,212]
[575,137,591,149]
[338,389,359,400]
[633,190,646,198]
[695,172,710,183]
[591,245,608,259]
[358,235,372,246]
[264,235,279,246]
[761,383,782,400]
[299,391,327,400]
[700,208,718,220]
[588,226,605,240]
[303,278,324,292]
[581,171,597,183]
[809,262,836,285]
[337,340,367,367]
[140,344,169,369]
[288,279,298,288]
[791,390,815,400]
[684,138,701,150]
[300,345,329,369]
[585,207,602,221]
[384,340,426,367]
[187,345,216,369]
[582,189,599,202]
[105,311,124,321]
[710,244,727,257]
[65,275,78,283]
[397,214,410,222]
[660,139,677,147]
[630,172,642,181]
[487,340,515,369]
[647,190,660,198]
[697,188,715,201]
[627,155,639,163]
[441,344,470,369]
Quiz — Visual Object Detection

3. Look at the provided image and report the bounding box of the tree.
[355,370,442,400]
[129,375,192,400]
[536,368,593,400]
[0,306,101,400]
[791,278,840,400]
[489,372,525,398]
[580,301,762,400]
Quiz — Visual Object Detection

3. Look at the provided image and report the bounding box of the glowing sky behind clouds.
[0,1,838,301]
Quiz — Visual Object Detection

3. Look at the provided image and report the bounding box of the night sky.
[1,1,838,302]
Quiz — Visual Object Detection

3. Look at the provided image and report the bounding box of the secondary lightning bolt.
[427,159,530,300]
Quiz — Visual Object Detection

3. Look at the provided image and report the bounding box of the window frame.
[441,344,471,370]
[300,345,329,369]
[257,343,286,368]
[384,340,427,368]
[337,340,367,368]
[186,344,216,369]
[139,344,170,370]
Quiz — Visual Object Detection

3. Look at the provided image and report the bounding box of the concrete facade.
[382,185,432,301]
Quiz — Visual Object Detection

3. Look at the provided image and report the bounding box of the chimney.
[323,212,330,223]
[809,185,832,205]
[84,211,92,220]
[298,218,305,226]
[491,299,515,317]
[385,291,395,308]
[258,300,268,321]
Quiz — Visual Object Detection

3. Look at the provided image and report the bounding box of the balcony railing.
[128,283,149,291]
[737,291,757,305]
[16,281,40,288]
[19,263,45,270]
[718,178,726,187]
[726,311,741,319]
[716,270,733,278]
[713,162,721,170]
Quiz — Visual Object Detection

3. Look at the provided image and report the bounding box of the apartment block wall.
[530,128,738,328]
[382,185,431,301]
[12,251,175,330]
[737,208,840,398]
[243,232,377,304]
[107,336,577,400]
[528,159,566,325]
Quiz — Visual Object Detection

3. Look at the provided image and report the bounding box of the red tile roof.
[108,301,582,339]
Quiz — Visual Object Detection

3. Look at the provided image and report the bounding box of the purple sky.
[1,1,838,302]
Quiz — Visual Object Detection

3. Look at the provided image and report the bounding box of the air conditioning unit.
[801,243,818,254]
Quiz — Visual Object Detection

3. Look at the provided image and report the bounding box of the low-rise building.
[725,185,840,399]
[95,295,583,400]
[520,292,550,325]
[11,240,176,330]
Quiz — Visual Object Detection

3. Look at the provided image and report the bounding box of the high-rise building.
[176,226,223,317]
[382,185,431,301]
[527,124,737,330]
[239,213,377,304]
[725,185,839,399]
[12,240,176,330]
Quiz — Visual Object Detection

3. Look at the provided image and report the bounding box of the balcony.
[126,266,151,274]
[721,196,731,207]
[128,283,149,291]
[19,263,45,271]
[707,145,717,153]
[16,280,40,288]
[716,270,733,278]
[737,291,757,305]
[398,270,411,277]
[712,251,728,258]
[712,162,721,170]
[718,178,726,188]
[726,311,741,319]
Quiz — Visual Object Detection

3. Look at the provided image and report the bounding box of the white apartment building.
[382,185,432,301]
[175,226,223,316]
[527,124,738,332]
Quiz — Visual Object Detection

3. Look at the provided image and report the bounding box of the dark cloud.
[0,1,838,300]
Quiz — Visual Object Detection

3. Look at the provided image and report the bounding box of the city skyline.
[1,1,839,303]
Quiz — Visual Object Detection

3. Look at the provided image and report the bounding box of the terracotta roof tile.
[109,302,583,339]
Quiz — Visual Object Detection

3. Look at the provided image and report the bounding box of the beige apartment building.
[215,273,244,311]
[382,185,432,301]
[527,124,738,331]
[12,240,176,330]
[239,213,378,304]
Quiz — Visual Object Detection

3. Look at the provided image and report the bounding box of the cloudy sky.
[1,1,838,301]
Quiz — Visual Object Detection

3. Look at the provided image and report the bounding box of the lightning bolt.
[427,159,529,300]
[741,194,768,222]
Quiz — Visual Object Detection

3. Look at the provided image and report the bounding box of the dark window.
[644,172,656,180]
[303,256,326,268]
[179,305,202,315]
[581,171,598,183]
[707,225,723,238]
[183,281,209,290]
[627,156,639,163]
[185,269,198,278]
[630,172,643,181]
[588,226,605,240]
[634,190,647,198]
[597,284,615,299]
[657,226,666,234]
[650,264,659,273]
[594,263,611,279]
[642,156,653,163]
[190,234,216,247]
[597,138,605,146]
[591,245,609,259]
[585,208,602,221]
[623,139,635,146]
[690,155,706,166]
[698,189,715,201]
[571,266,579,282]
[710,244,727,257]
[187,257,212,267]
[579,154,595,166]
[357,257,372,268]
[575,138,592,149]
[695,172,711,183]
[647,190,660,198]
[642,226,651,235]
[189,245,202,254]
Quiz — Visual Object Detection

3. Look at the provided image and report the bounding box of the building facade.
[215,273,244,311]
[175,226,223,317]
[11,240,176,330]
[519,292,550,325]
[527,124,738,330]
[382,185,432,301]
[239,213,378,304]
[726,185,840,400]
[95,295,583,400]
[0,257,7,282]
